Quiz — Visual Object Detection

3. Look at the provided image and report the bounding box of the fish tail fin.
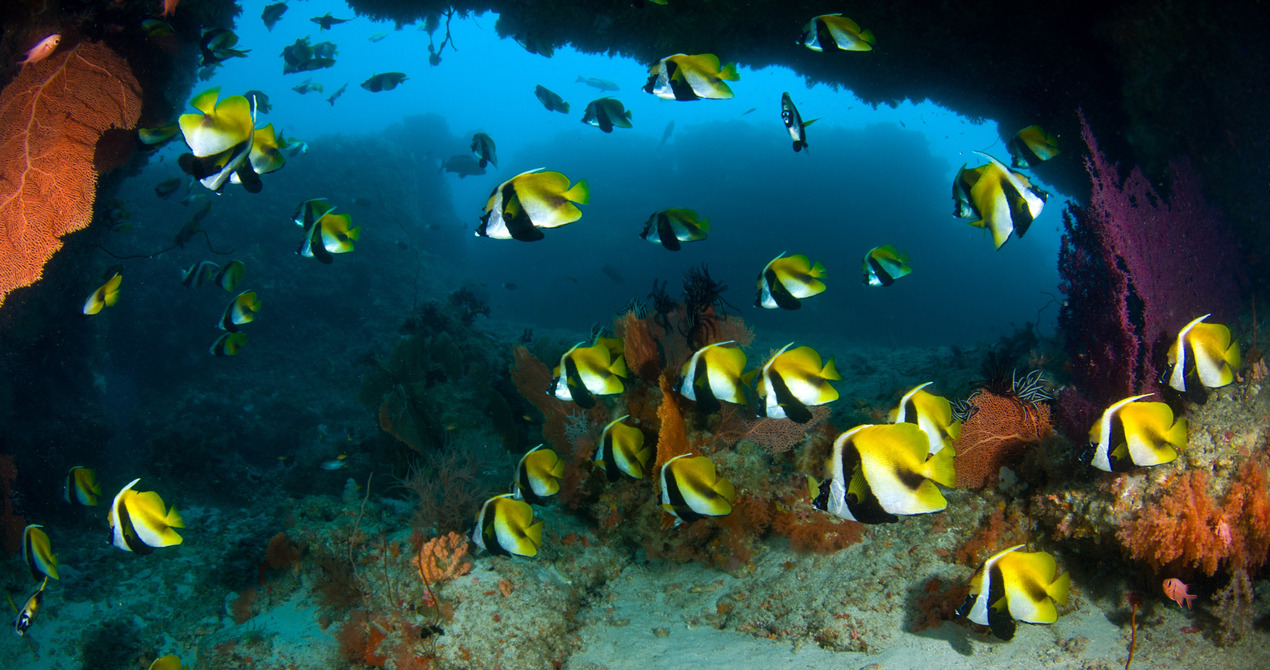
[1165,417,1189,450]
[563,179,590,205]
[923,445,957,488]
[719,62,740,80]
[609,353,629,378]
[714,476,737,507]
[810,260,826,277]
[860,29,876,46]
[1049,571,1070,606]
[347,226,361,242]
[525,520,544,550]
[820,358,841,381]
[947,419,963,442]
[166,505,185,529]
[806,476,820,500]
[1225,340,1242,368]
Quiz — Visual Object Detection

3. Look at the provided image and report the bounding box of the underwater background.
[0,0,1268,668]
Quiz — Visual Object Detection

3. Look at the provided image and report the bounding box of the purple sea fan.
[1057,113,1242,414]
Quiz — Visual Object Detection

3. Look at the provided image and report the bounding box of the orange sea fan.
[653,373,690,490]
[953,390,1052,488]
[0,41,142,308]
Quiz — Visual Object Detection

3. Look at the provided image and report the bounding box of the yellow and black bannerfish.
[888,382,961,455]
[756,343,840,423]
[12,577,47,636]
[862,244,912,287]
[1007,125,1060,169]
[230,123,285,183]
[477,168,590,241]
[550,339,628,409]
[64,466,101,506]
[149,654,189,670]
[177,88,252,158]
[1166,314,1241,392]
[1088,394,1187,472]
[658,454,736,524]
[639,208,710,251]
[780,92,817,152]
[756,252,826,310]
[643,53,739,101]
[293,198,335,229]
[594,415,653,481]
[177,88,259,193]
[181,260,220,288]
[800,14,875,52]
[22,525,58,581]
[210,332,249,357]
[471,132,498,169]
[217,290,260,332]
[215,259,246,292]
[471,493,543,558]
[809,423,955,524]
[512,445,564,504]
[108,478,184,554]
[953,152,1047,250]
[299,210,360,263]
[678,340,747,415]
[83,271,122,315]
[582,98,634,133]
[957,544,1070,641]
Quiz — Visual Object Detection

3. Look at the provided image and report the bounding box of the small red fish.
[20,34,60,66]
[160,0,180,18]
[1162,578,1196,609]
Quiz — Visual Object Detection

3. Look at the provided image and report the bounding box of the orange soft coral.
[1118,451,1270,576]
[0,41,142,307]
[653,373,690,487]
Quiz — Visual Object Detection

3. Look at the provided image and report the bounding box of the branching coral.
[953,390,1052,488]
[0,41,142,307]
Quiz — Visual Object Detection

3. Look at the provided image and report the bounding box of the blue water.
[177,0,1069,346]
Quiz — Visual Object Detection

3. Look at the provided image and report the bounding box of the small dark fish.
[199,28,249,67]
[361,72,407,92]
[292,78,323,95]
[471,133,497,169]
[440,155,485,178]
[742,107,757,116]
[516,35,555,58]
[504,282,517,290]
[261,2,287,31]
[352,197,372,207]
[369,33,387,43]
[174,219,203,247]
[311,13,351,31]
[601,264,624,284]
[577,76,619,91]
[326,83,347,106]
[155,177,183,198]
[534,85,570,113]
[582,98,633,133]
[244,90,271,113]
[658,120,675,148]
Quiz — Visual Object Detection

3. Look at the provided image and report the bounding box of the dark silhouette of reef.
[346,0,1270,293]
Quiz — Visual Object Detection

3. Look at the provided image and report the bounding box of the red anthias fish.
[1162,578,1196,609]
[20,34,60,66]
[161,0,181,18]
